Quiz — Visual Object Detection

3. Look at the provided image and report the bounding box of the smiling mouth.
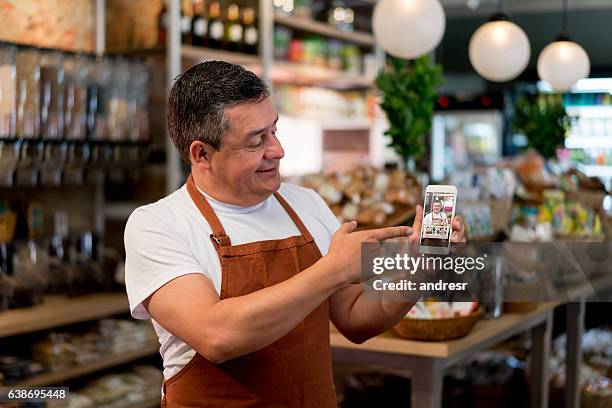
[257,167,277,173]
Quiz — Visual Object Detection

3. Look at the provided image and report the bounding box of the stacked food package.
[510,151,607,242]
[298,167,421,228]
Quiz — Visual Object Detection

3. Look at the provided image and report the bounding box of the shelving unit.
[17,343,159,387]
[165,0,386,189]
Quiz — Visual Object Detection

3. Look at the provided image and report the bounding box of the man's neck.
[191,171,270,207]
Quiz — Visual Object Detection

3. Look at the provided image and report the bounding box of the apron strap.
[187,173,314,245]
[186,174,232,247]
[274,192,315,242]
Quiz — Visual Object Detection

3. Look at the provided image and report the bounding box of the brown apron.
[161,175,336,408]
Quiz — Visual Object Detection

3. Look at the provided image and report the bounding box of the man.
[423,199,448,227]
[124,61,465,407]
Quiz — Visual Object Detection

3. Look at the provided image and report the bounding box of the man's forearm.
[330,285,415,343]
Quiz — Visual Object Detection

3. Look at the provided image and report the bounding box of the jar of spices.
[63,53,88,140]
[0,42,17,138]
[16,46,41,138]
[39,49,64,139]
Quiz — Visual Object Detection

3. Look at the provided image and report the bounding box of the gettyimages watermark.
[360,241,612,303]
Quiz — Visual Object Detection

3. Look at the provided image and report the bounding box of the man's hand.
[408,205,466,252]
[324,221,412,285]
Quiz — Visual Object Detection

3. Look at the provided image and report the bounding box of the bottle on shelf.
[224,3,243,52]
[192,0,209,47]
[181,0,194,44]
[242,7,258,55]
[207,1,225,49]
[158,0,169,46]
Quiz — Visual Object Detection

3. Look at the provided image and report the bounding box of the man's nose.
[265,135,284,160]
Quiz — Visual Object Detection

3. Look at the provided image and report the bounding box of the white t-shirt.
[124,182,340,379]
[423,211,447,226]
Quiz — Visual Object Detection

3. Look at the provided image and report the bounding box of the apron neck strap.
[186,174,231,247]
[187,174,314,245]
[273,192,314,241]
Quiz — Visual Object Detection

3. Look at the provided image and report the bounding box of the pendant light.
[372,0,446,60]
[468,0,530,82]
[537,0,590,92]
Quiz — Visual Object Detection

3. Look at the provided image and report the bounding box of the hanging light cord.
[561,0,568,32]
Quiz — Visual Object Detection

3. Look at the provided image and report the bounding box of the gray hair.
[167,61,270,163]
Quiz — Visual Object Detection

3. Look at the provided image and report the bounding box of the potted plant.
[514,94,572,159]
[375,55,444,170]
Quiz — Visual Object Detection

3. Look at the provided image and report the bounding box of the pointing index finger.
[369,226,412,241]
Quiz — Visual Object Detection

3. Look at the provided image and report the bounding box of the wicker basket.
[393,310,482,341]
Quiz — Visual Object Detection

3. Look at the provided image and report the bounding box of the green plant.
[514,94,572,159]
[375,55,444,165]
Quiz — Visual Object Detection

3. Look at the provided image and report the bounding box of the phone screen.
[420,189,456,248]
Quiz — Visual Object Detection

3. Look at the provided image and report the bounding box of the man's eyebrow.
[245,115,279,137]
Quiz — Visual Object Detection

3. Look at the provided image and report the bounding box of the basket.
[393,310,482,341]
[0,211,17,243]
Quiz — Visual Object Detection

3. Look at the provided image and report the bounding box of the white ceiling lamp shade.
[536,0,590,92]
[468,13,531,82]
[372,0,446,60]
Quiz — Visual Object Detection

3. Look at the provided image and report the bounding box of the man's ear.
[189,141,216,171]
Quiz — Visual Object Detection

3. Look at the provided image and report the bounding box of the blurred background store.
[0,0,611,407]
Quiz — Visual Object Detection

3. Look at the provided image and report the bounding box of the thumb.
[336,221,357,236]
[411,205,424,236]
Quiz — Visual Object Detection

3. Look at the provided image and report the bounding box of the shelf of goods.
[181,45,373,89]
[0,293,129,338]
[273,15,375,47]
[16,343,159,387]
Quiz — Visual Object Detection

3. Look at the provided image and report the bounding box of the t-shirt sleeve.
[306,189,341,256]
[124,208,206,319]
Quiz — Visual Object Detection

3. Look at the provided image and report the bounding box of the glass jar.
[16,46,41,138]
[63,53,88,140]
[11,240,47,308]
[86,56,111,141]
[39,49,64,139]
[0,42,17,138]
[107,58,130,141]
[127,60,149,142]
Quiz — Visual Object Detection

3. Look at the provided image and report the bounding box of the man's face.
[208,97,284,204]
[432,201,442,214]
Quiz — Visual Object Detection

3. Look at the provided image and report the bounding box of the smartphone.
[420,185,457,255]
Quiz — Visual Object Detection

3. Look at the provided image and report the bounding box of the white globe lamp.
[537,34,590,92]
[468,14,530,82]
[372,0,446,59]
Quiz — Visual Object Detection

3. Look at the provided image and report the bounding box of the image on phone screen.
[420,186,457,254]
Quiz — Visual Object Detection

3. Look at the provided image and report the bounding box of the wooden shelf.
[17,343,159,387]
[181,45,261,67]
[274,15,375,47]
[0,293,130,338]
[271,60,373,89]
